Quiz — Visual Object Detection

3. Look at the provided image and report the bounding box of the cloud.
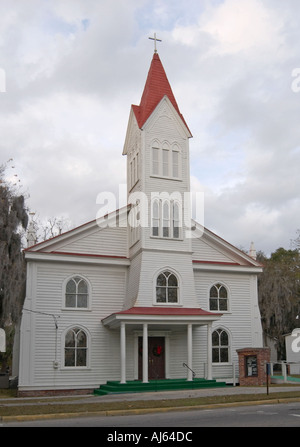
[1,0,300,255]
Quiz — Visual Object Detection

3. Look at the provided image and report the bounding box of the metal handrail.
[183,362,196,379]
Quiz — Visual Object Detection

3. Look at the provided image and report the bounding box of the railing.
[269,361,300,382]
[203,362,238,385]
[182,362,196,379]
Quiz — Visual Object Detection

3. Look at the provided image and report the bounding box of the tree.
[26,214,72,245]
[258,246,300,359]
[0,164,28,372]
[291,229,300,251]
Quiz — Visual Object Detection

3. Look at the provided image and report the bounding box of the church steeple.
[131,53,191,135]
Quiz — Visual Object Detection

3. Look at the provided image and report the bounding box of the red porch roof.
[102,306,222,328]
[115,306,219,316]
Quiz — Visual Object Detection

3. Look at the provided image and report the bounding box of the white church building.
[18,48,263,395]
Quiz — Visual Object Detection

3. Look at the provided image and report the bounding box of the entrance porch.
[101,307,222,385]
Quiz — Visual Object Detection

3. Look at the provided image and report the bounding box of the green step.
[94,378,227,396]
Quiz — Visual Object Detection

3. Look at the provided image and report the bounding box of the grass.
[1,388,300,419]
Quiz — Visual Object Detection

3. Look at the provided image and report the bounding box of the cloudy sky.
[1,0,300,256]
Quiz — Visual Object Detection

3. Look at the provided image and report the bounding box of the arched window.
[64,327,88,367]
[156,271,178,303]
[209,283,228,311]
[151,140,181,179]
[151,198,182,239]
[212,328,229,363]
[65,276,88,308]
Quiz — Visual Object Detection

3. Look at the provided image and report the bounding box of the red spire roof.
[132,53,191,134]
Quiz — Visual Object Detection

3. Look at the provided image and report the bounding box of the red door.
[138,337,165,380]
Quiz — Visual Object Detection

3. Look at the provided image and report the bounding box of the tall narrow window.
[209,283,228,311]
[212,328,229,363]
[156,271,178,303]
[152,147,159,176]
[162,149,169,177]
[172,202,180,239]
[172,150,179,178]
[65,277,88,308]
[162,202,170,237]
[152,200,160,236]
[64,327,87,367]
[135,153,139,182]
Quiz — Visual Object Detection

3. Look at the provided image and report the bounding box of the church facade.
[18,51,263,395]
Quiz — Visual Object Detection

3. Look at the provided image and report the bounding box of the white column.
[120,322,126,384]
[142,323,148,383]
[207,322,212,380]
[187,324,193,381]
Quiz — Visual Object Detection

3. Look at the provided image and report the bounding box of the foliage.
[0,164,28,372]
[258,242,300,360]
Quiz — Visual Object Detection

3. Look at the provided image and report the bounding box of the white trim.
[25,251,130,267]
[142,324,148,383]
[187,324,193,381]
[193,263,262,274]
[120,322,126,383]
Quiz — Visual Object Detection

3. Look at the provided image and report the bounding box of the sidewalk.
[2,384,300,422]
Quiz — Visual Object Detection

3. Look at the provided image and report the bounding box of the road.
[2,401,300,428]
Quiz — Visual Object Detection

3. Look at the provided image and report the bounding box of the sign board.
[245,355,258,377]
[0,329,6,352]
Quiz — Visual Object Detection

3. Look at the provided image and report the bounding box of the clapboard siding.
[20,261,127,389]
[135,250,198,307]
[192,236,238,263]
[125,252,142,309]
[58,226,128,257]
[194,270,260,365]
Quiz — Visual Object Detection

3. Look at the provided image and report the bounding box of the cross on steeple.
[149,33,162,53]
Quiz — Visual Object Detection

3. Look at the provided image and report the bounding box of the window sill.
[150,236,183,241]
[61,366,90,370]
[150,175,182,182]
[209,310,231,314]
[212,362,232,366]
[62,307,91,312]
[153,303,183,307]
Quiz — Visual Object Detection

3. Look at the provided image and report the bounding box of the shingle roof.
[114,306,219,316]
[132,53,191,134]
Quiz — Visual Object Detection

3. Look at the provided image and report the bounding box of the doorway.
[138,336,165,380]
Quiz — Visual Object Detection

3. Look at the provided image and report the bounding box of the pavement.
[2,384,300,422]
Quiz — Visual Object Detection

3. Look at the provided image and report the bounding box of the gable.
[143,95,192,139]
[25,207,129,259]
[52,225,128,258]
[191,223,262,268]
